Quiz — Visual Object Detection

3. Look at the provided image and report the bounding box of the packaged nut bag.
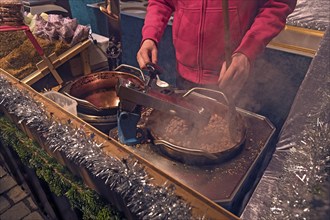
[0,0,24,26]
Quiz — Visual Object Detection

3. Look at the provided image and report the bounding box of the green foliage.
[0,116,122,220]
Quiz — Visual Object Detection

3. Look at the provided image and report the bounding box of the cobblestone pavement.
[0,164,46,220]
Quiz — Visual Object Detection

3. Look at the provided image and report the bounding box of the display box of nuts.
[0,0,24,26]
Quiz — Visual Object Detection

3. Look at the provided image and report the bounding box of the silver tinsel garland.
[286,0,329,31]
[268,101,330,218]
[269,120,329,219]
[0,76,196,220]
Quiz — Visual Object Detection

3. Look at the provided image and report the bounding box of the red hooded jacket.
[142,0,297,84]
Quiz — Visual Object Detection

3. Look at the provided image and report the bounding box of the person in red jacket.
[137,0,296,97]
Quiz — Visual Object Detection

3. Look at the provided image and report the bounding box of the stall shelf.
[21,38,92,86]
[0,25,63,84]
[267,25,324,57]
[0,25,92,86]
[268,0,329,57]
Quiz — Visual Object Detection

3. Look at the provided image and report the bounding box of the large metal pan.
[62,64,145,115]
[146,88,247,165]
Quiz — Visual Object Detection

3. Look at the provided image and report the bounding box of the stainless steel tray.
[111,108,276,214]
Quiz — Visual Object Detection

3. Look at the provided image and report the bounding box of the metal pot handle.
[153,139,218,160]
[114,64,145,82]
[63,92,102,112]
[182,87,231,107]
[182,87,239,142]
[182,87,237,116]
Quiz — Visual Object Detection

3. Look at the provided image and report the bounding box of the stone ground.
[0,164,46,220]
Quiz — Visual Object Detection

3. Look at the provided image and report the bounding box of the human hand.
[218,53,251,98]
[136,39,158,69]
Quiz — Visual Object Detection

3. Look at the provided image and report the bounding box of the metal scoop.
[145,63,170,88]
[156,75,170,88]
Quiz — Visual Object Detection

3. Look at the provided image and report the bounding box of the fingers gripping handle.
[145,62,164,86]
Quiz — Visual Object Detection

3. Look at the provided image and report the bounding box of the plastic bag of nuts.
[0,0,24,26]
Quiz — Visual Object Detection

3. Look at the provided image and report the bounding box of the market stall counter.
[0,69,239,219]
[241,26,330,219]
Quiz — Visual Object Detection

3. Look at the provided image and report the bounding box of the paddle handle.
[222,0,232,69]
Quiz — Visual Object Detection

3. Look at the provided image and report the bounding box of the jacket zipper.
[197,0,205,84]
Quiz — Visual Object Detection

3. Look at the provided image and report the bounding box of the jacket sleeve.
[234,0,297,62]
[141,0,175,44]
